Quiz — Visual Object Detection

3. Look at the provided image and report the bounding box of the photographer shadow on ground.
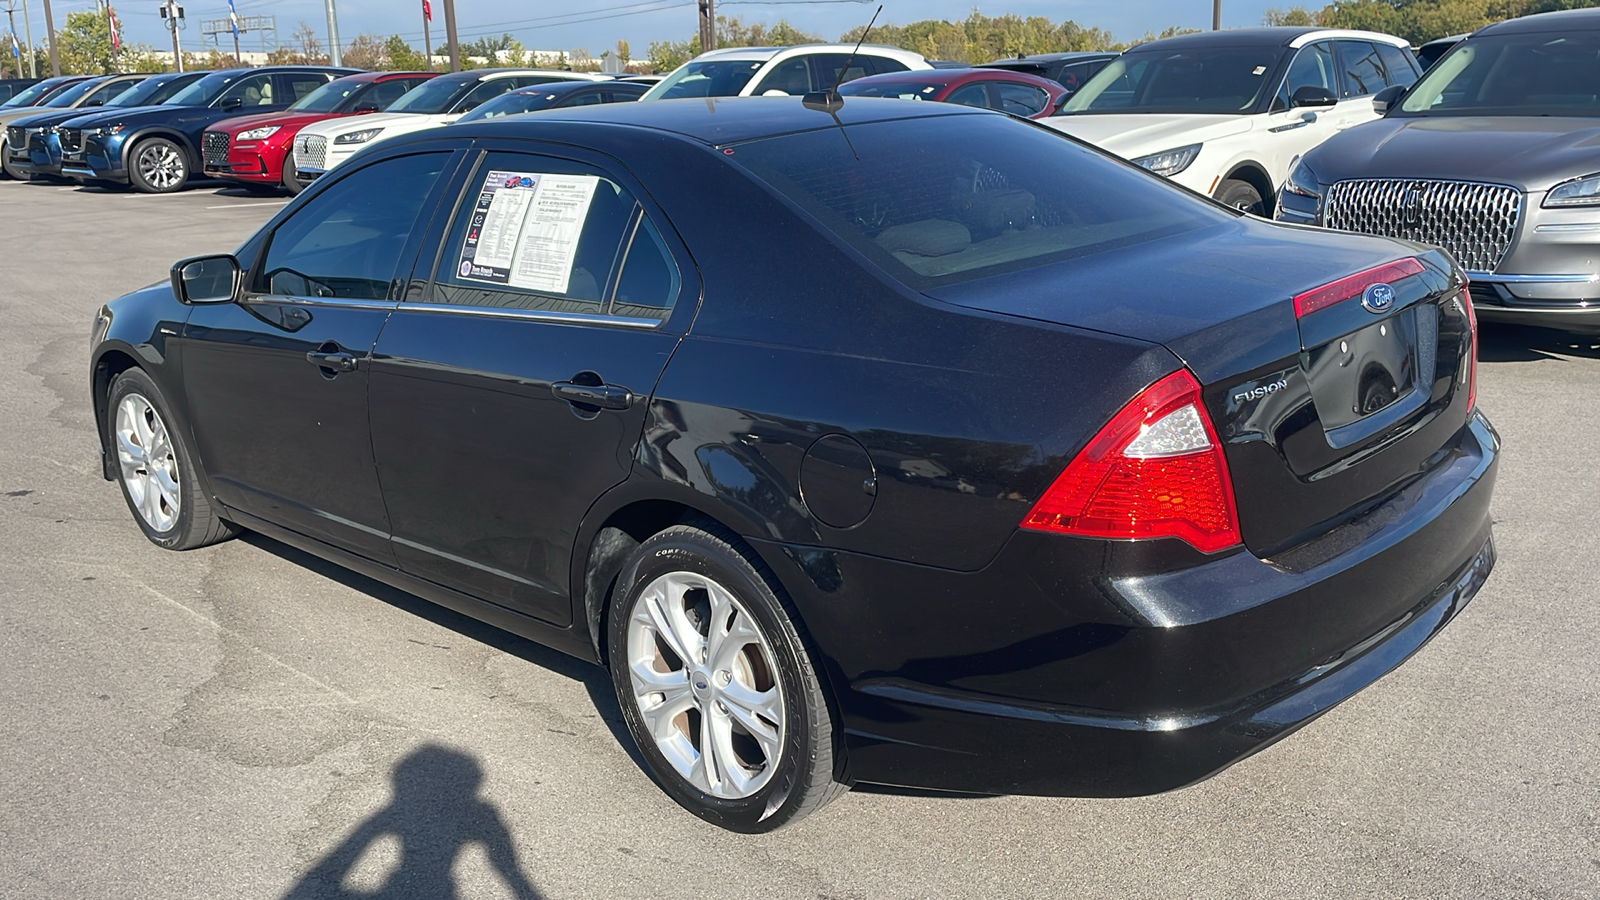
[281,745,542,900]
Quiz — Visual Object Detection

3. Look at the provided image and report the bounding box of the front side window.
[285,74,331,102]
[1273,41,1336,110]
[427,151,677,321]
[1337,40,1391,97]
[730,114,1229,287]
[254,152,448,301]
[754,58,811,96]
[215,74,276,108]
[1375,43,1420,88]
[946,83,990,109]
[367,78,420,110]
[1062,46,1280,114]
[454,79,517,113]
[1398,31,1600,116]
[995,81,1049,116]
[84,79,137,106]
[810,54,869,91]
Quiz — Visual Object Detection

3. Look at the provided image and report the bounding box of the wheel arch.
[120,127,200,173]
[92,346,143,480]
[1221,161,1276,215]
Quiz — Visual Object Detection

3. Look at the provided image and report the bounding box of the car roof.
[985,51,1118,64]
[1127,26,1409,52]
[446,94,987,147]
[427,68,610,85]
[333,70,436,83]
[506,80,648,97]
[841,68,1062,89]
[692,43,926,64]
[1477,7,1600,34]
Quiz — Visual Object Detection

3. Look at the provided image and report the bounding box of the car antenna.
[803,4,881,114]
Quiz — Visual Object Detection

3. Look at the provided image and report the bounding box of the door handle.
[552,380,633,410]
[306,349,358,372]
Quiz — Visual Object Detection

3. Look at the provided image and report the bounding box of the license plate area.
[1305,303,1438,449]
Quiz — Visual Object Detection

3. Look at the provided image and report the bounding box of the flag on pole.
[228,0,240,36]
[107,8,122,52]
[422,0,432,22]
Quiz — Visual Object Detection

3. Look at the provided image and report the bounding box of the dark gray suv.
[1277,8,1600,333]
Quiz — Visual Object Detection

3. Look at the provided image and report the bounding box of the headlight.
[236,126,280,142]
[334,128,383,145]
[1283,157,1320,200]
[1132,143,1201,177]
[1543,173,1600,208]
[90,124,128,136]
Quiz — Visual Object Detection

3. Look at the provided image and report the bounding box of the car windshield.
[41,78,106,108]
[642,59,765,100]
[1061,46,1280,114]
[1398,31,1600,116]
[166,70,253,107]
[729,113,1229,287]
[837,79,945,99]
[108,73,196,108]
[455,91,548,122]
[384,76,473,114]
[0,80,58,108]
[290,78,369,113]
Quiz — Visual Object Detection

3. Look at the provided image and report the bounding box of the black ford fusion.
[89,97,1497,832]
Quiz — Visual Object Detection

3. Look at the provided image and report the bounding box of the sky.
[20,1,1289,60]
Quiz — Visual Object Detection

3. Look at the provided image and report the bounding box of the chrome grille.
[1324,178,1522,273]
[202,131,230,167]
[59,127,83,154]
[5,126,23,150]
[295,133,327,170]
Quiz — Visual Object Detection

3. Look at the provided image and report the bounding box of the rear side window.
[946,83,989,108]
[868,56,910,75]
[254,152,448,300]
[284,73,330,102]
[1375,43,1420,88]
[1337,40,1392,97]
[730,114,1228,287]
[811,54,869,90]
[426,151,677,321]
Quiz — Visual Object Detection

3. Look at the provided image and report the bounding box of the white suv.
[292,69,611,182]
[1047,27,1419,215]
[641,44,932,100]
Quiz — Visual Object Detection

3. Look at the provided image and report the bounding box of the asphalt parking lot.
[2,177,1598,899]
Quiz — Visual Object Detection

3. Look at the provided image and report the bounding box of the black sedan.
[90,97,1497,832]
[453,79,649,123]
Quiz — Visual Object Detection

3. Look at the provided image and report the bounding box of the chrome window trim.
[397,301,664,330]
[243,294,400,310]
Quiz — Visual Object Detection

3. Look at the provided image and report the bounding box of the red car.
[203,71,436,193]
[835,67,1069,119]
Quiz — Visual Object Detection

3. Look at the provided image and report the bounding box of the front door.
[368,146,696,625]
[1262,40,1342,181]
[180,149,457,560]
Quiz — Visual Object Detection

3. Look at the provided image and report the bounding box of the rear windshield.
[1061,46,1281,114]
[1399,31,1600,116]
[728,112,1228,287]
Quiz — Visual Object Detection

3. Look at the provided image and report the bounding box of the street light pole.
[323,0,339,66]
[442,0,458,72]
[1213,0,1221,31]
[19,0,34,78]
[40,0,56,77]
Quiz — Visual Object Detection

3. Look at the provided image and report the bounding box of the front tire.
[128,137,190,194]
[1215,178,1267,216]
[281,148,304,195]
[607,524,847,832]
[107,368,237,550]
[1,151,30,181]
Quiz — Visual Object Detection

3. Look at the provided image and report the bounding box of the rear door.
[367,144,697,624]
[181,148,459,560]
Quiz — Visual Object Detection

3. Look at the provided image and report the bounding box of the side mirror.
[1372,84,1406,113]
[84,98,105,107]
[1291,85,1338,109]
[171,254,241,305]
[1053,93,1071,114]
[219,97,243,110]
[354,101,381,113]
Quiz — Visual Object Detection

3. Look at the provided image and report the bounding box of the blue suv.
[5,72,207,180]
[61,66,357,193]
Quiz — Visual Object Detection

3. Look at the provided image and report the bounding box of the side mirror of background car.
[1371,84,1406,113]
[354,101,381,114]
[171,255,241,305]
[1291,85,1338,109]
[219,97,243,111]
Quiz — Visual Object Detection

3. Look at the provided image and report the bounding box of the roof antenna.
[803,4,882,113]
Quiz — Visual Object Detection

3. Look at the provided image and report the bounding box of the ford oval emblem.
[1361,283,1396,314]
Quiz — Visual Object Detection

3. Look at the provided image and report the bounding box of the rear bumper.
[761,413,1499,796]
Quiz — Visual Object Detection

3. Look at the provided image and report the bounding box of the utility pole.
[421,0,431,72]
[40,0,55,76]
[442,0,458,72]
[19,0,34,78]
[322,0,339,65]
[161,0,183,72]
[1212,0,1221,31]
[3,3,19,79]
[697,0,715,54]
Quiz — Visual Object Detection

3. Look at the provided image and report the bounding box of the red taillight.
[1462,285,1478,413]
[1021,369,1242,554]
[1293,257,1425,318]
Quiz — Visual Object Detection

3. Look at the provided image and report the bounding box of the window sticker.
[457,169,600,295]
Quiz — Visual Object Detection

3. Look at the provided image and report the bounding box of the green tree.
[1264,6,1324,24]
[647,38,696,71]
[382,35,429,71]
[57,10,116,74]
[342,34,388,70]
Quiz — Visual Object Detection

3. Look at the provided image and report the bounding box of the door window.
[1274,41,1336,110]
[753,58,811,95]
[555,90,605,108]
[455,79,517,112]
[810,54,869,90]
[427,151,676,321]
[1375,43,1420,89]
[283,73,330,103]
[994,81,1049,116]
[1337,40,1391,97]
[867,56,910,75]
[254,152,449,301]
[1058,62,1096,95]
[367,78,416,109]
[946,83,990,109]
[215,73,276,107]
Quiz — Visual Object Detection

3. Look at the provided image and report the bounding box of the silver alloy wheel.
[114,393,181,532]
[137,143,184,190]
[626,571,786,799]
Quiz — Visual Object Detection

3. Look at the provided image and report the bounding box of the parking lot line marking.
[205,201,290,209]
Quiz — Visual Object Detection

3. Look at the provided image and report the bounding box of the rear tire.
[1215,178,1267,216]
[281,149,304,195]
[607,524,847,832]
[107,368,238,550]
[128,137,190,194]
